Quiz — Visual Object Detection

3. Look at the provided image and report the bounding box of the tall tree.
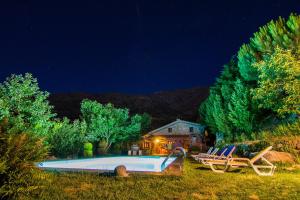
[200,13,300,141]
[80,100,142,151]
[199,93,218,133]
[228,79,253,139]
[0,73,55,136]
[212,94,232,142]
[238,14,300,82]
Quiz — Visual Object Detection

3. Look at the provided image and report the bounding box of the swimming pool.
[38,156,177,173]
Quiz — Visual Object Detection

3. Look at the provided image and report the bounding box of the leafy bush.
[248,141,271,152]
[268,119,299,137]
[0,73,55,137]
[235,144,250,157]
[48,118,86,158]
[109,143,123,154]
[254,119,300,155]
[83,142,93,157]
[0,124,49,199]
[97,140,108,155]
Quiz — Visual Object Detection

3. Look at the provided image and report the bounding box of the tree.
[48,118,86,158]
[237,44,259,81]
[253,47,300,117]
[0,73,55,136]
[238,14,300,82]
[80,100,142,151]
[200,61,242,141]
[200,13,300,142]
[199,92,218,133]
[228,79,254,139]
[212,94,232,142]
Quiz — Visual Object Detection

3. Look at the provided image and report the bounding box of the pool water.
[38,156,176,172]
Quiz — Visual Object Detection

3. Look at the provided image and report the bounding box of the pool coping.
[38,156,184,176]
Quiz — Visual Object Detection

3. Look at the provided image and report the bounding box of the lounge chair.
[191,147,218,160]
[199,145,236,164]
[205,146,276,176]
[204,147,214,155]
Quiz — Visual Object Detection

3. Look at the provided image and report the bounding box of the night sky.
[0,1,299,94]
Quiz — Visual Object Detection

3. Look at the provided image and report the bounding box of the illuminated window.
[144,142,150,148]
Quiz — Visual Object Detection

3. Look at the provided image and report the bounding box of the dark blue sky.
[0,0,299,94]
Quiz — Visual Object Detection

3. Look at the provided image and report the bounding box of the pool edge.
[38,157,184,176]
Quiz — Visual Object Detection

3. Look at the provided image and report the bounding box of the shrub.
[0,125,50,199]
[97,140,108,155]
[48,118,86,158]
[248,140,271,152]
[110,143,123,154]
[83,142,93,158]
[254,119,300,159]
[235,144,250,157]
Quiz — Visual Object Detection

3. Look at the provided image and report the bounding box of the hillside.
[49,87,209,129]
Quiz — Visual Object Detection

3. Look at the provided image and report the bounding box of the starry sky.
[0,0,299,94]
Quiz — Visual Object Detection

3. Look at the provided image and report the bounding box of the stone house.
[141,119,206,155]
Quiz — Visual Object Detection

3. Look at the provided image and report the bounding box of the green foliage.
[234,144,250,157]
[248,141,271,152]
[48,118,86,158]
[200,62,243,142]
[212,94,232,141]
[228,79,253,138]
[110,143,123,154]
[0,73,55,136]
[84,142,93,150]
[237,44,259,81]
[80,100,142,151]
[252,47,300,116]
[260,119,300,138]
[200,13,300,142]
[238,14,300,82]
[97,140,108,154]
[199,94,217,133]
[261,120,300,160]
[83,142,93,158]
[0,123,50,199]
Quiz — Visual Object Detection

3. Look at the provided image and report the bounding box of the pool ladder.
[161,147,186,170]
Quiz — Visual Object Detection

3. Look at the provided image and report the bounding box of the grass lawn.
[35,158,300,200]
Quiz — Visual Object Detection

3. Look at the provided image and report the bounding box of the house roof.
[143,119,204,138]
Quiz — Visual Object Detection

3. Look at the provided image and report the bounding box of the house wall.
[141,121,206,154]
[152,121,204,136]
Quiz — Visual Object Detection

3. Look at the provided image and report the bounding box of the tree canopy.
[253,47,300,117]
[200,13,300,142]
[80,100,142,151]
[0,73,55,136]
